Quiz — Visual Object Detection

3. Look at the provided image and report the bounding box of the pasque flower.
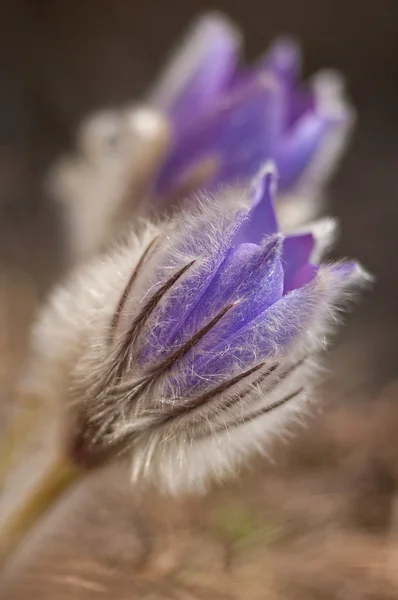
[27,165,367,495]
[149,13,353,213]
[49,13,353,262]
[0,15,363,564]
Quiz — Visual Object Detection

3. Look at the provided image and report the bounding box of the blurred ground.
[4,383,398,599]
[1,0,398,598]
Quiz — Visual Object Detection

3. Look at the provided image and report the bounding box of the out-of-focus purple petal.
[155,75,284,196]
[265,37,301,85]
[148,13,240,139]
[229,37,299,96]
[143,16,355,221]
[275,113,342,190]
[263,38,315,128]
[287,87,315,129]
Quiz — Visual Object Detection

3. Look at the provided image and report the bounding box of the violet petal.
[275,112,340,190]
[149,14,240,139]
[235,164,279,244]
[155,75,284,195]
[282,233,315,293]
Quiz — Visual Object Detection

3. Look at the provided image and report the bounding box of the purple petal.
[282,233,315,293]
[235,164,279,244]
[177,276,320,393]
[155,75,284,196]
[228,37,299,96]
[162,259,368,395]
[284,263,318,293]
[287,87,316,129]
[173,234,284,346]
[135,202,249,365]
[149,14,240,139]
[275,112,340,190]
[265,37,301,85]
[264,38,315,128]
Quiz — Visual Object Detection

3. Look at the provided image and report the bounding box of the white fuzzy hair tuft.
[47,106,170,263]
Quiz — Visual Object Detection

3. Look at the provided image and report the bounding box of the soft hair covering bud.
[26,168,368,493]
[48,106,170,262]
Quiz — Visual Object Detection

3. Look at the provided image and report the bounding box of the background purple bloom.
[149,13,353,206]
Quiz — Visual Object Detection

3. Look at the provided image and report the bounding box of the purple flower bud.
[28,167,368,493]
[48,14,354,262]
[149,12,354,219]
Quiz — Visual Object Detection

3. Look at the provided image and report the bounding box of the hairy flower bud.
[28,167,367,493]
[48,106,170,261]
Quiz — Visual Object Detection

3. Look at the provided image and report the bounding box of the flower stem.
[0,395,46,491]
[0,456,82,565]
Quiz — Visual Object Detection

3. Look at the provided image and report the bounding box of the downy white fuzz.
[48,106,170,263]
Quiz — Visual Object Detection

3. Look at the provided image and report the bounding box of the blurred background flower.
[148,14,352,213]
[48,13,353,261]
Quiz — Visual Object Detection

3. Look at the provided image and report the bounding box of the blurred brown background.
[2,1,398,598]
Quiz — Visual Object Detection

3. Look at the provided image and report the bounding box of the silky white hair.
[47,106,170,264]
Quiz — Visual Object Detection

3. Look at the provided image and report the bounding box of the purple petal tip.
[331,261,373,286]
